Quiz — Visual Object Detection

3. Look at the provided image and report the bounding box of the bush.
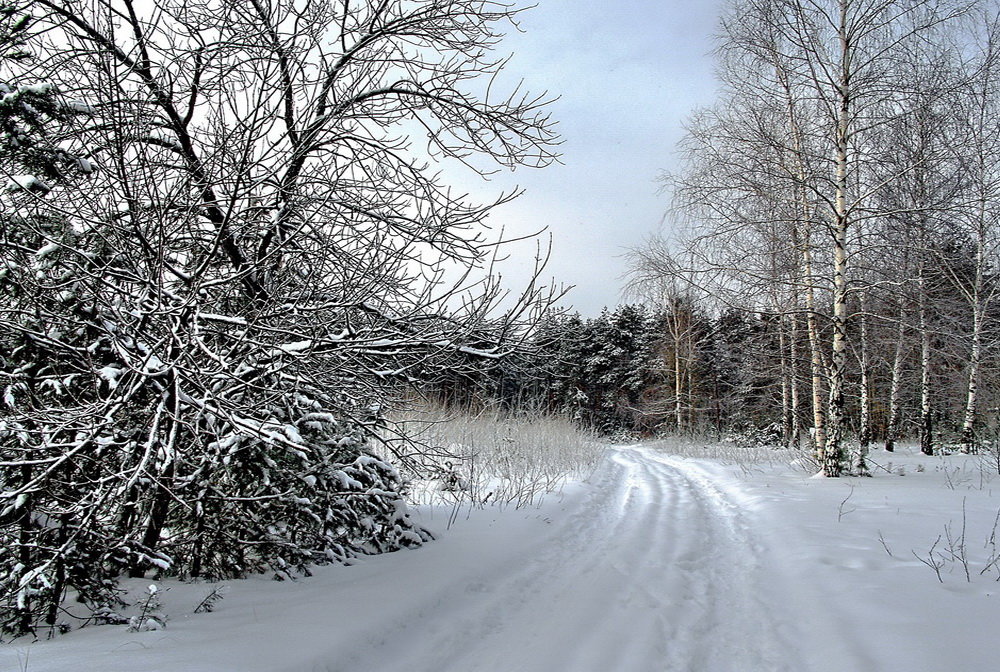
[383,403,603,509]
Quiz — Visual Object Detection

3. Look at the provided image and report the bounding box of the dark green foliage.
[432,302,801,440]
[0,3,91,182]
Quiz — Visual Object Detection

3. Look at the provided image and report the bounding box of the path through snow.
[6,446,801,671]
[0,447,928,672]
[338,446,799,672]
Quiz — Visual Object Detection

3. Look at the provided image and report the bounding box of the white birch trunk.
[804,238,827,464]
[789,311,802,449]
[919,274,934,456]
[673,308,684,434]
[779,316,791,446]
[961,212,986,452]
[856,291,871,474]
[885,306,906,453]
[824,0,851,477]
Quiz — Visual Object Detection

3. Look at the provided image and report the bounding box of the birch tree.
[950,14,1000,450]
[629,0,976,474]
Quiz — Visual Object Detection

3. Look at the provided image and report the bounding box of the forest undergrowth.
[381,404,604,512]
[646,435,802,471]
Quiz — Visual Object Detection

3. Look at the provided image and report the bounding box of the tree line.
[427,0,1000,479]
[427,296,997,452]
[623,0,1000,476]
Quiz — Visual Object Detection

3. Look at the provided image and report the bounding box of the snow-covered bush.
[0,294,434,632]
[724,422,785,449]
[647,434,799,468]
[0,0,556,637]
[173,398,431,581]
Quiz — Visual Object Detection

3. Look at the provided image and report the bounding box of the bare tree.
[948,13,1000,450]
[631,0,975,475]
[0,0,558,635]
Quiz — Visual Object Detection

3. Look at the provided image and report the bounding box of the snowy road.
[336,446,802,672]
[10,444,1000,671]
[2,446,822,671]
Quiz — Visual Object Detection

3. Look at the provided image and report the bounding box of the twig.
[980,507,1000,580]
[913,535,945,583]
[838,484,856,522]
[878,530,893,557]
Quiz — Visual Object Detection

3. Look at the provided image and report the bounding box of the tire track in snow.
[336,446,803,672]
[640,450,794,671]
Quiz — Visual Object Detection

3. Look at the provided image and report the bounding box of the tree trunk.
[776,61,817,458]
[674,340,684,434]
[856,291,871,475]
[961,319,982,451]
[885,306,906,452]
[961,230,985,452]
[687,357,696,432]
[789,311,802,449]
[16,473,33,635]
[919,276,934,456]
[804,247,827,463]
[190,499,207,580]
[779,314,792,446]
[130,379,179,578]
[46,514,70,630]
[824,0,851,478]
[826,220,849,477]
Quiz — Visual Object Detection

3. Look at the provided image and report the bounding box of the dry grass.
[380,403,604,509]
[644,435,806,473]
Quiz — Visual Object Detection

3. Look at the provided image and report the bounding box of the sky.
[457,0,724,316]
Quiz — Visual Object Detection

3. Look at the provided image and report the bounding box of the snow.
[268,340,313,357]
[6,175,51,194]
[65,99,95,115]
[17,83,54,96]
[199,312,248,326]
[96,365,124,389]
[3,444,999,671]
[145,129,183,152]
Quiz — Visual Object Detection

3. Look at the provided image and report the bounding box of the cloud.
[452,0,723,315]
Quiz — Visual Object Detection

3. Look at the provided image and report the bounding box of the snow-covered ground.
[3,443,999,671]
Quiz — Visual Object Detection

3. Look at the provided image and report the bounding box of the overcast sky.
[458,0,723,316]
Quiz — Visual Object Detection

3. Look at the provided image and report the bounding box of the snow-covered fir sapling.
[127,584,167,632]
[91,604,128,627]
[193,586,226,614]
